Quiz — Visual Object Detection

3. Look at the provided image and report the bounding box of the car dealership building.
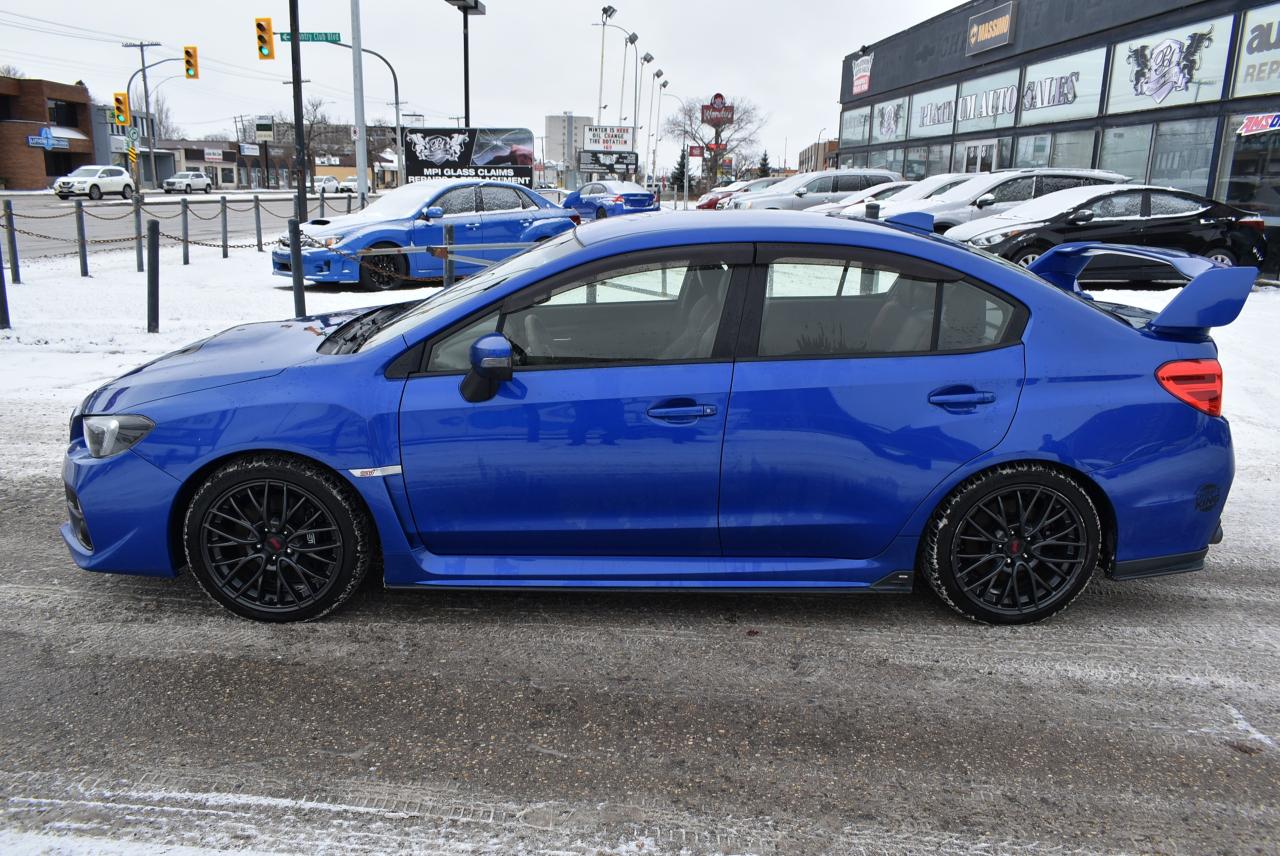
[837,0,1280,222]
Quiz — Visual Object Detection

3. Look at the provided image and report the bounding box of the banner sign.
[1233,1,1280,98]
[701,93,734,127]
[851,53,874,96]
[203,148,224,163]
[1238,112,1280,135]
[584,125,634,151]
[403,127,534,186]
[578,150,638,172]
[239,143,261,157]
[687,145,704,158]
[966,1,1015,56]
[26,126,69,150]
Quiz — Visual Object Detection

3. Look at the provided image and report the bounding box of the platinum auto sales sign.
[403,127,534,187]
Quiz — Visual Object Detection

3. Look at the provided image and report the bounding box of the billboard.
[584,125,635,151]
[403,127,535,186]
[579,150,638,173]
[254,116,274,143]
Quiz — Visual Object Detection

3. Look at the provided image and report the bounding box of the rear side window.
[756,255,1020,358]
[1037,175,1085,195]
[835,174,866,192]
[1148,192,1206,216]
[481,186,525,212]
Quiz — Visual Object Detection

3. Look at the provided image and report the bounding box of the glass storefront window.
[1107,15,1232,114]
[1149,118,1218,194]
[1015,134,1051,167]
[1099,125,1153,182]
[1020,47,1107,125]
[1050,129,1095,167]
[867,148,903,172]
[871,98,908,144]
[840,107,871,147]
[926,143,950,176]
[956,69,1019,135]
[909,84,955,138]
[1216,114,1280,219]
[1234,2,1280,98]
[904,147,929,180]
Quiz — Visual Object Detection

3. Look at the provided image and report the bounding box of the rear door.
[478,185,531,262]
[1142,190,1214,256]
[1067,189,1149,281]
[718,244,1026,573]
[410,185,485,276]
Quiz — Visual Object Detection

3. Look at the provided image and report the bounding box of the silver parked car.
[836,172,976,218]
[874,168,1127,231]
[729,168,902,210]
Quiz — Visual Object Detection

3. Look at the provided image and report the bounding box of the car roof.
[575,208,928,249]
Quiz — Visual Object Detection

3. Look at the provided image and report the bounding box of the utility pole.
[288,0,307,222]
[349,0,369,202]
[122,41,162,188]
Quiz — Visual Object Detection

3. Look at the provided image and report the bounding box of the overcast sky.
[2,0,962,171]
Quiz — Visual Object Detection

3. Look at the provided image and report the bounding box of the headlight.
[321,235,344,248]
[737,200,753,209]
[972,231,1011,246]
[82,414,154,458]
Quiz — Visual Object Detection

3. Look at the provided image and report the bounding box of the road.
[1,472,1277,854]
[1,191,365,260]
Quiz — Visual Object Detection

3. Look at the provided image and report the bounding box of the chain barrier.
[326,244,448,285]
[82,207,138,221]
[158,231,260,250]
[0,223,141,245]
[138,206,184,220]
[10,208,75,220]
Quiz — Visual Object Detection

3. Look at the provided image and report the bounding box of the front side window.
[435,187,477,215]
[806,176,834,193]
[1091,191,1144,218]
[992,177,1035,203]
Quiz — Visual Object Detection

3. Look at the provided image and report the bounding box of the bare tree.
[0,64,24,78]
[662,95,766,186]
[148,92,183,141]
[273,97,341,188]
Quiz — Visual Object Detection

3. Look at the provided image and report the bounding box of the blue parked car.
[270,179,579,291]
[563,179,660,220]
[63,211,1253,624]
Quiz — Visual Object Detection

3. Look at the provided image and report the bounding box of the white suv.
[163,171,214,194]
[54,165,134,200]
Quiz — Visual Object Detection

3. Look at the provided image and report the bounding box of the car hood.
[297,211,409,240]
[945,213,1031,241]
[80,308,369,414]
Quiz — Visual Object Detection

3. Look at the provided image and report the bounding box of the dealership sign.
[1238,112,1280,135]
[26,126,69,151]
[1234,1,1280,98]
[254,116,274,143]
[239,143,261,157]
[966,2,1015,56]
[851,53,873,96]
[1108,15,1231,114]
[583,125,634,152]
[701,93,734,127]
[203,148,224,163]
[578,150,638,172]
[404,127,534,186]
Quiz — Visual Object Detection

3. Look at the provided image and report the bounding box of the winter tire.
[923,463,1102,625]
[1205,247,1236,266]
[595,207,608,220]
[183,454,374,622]
[88,185,102,200]
[121,185,133,200]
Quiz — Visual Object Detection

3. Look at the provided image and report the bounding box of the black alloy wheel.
[184,455,373,621]
[595,207,608,220]
[924,464,1101,624]
[359,244,406,291]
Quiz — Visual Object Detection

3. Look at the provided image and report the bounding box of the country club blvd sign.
[966,2,1015,56]
[584,125,634,152]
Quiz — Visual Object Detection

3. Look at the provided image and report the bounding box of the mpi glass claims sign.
[403,127,535,186]
[966,1,1015,56]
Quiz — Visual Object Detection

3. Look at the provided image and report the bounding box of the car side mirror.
[1068,208,1095,224]
[794,188,808,197]
[460,333,513,402]
[421,206,445,221]
[973,193,996,209]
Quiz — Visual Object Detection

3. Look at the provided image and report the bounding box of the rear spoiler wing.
[1027,243,1256,337]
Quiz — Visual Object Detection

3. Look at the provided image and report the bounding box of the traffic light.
[255,17,275,60]
[183,45,199,79]
[112,92,130,126]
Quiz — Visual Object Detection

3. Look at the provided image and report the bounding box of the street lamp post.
[595,6,616,125]
[662,91,690,209]
[815,127,827,172]
[644,68,662,180]
[633,51,651,179]
[651,78,668,187]
[443,0,485,126]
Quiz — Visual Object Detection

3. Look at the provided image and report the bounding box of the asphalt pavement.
[1,473,1277,854]
[1,191,363,260]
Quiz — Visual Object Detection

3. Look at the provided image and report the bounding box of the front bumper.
[271,247,360,283]
[61,441,182,577]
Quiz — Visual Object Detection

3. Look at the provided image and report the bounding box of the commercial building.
[798,139,839,172]
[0,76,96,190]
[836,0,1280,220]
[90,104,175,185]
[543,114,592,166]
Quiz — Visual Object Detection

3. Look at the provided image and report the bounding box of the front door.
[1061,189,1150,281]
[478,185,532,263]
[399,245,750,564]
[963,139,997,172]
[410,184,485,277]
[718,245,1026,573]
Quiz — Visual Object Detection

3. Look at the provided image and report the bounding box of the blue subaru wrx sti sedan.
[63,211,1253,624]
[270,179,579,290]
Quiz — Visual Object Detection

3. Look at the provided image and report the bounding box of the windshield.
[764,172,821,194]
[931,174,1003,204]
[359,229,585,351]
[991,186,1110,221]
[338,180,452,222]
[69,167,100,177]
[604,181,648,194]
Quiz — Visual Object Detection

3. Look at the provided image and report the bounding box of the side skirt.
[1110,548,1207,581]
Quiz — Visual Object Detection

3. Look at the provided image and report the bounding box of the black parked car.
[946,184,1267,281]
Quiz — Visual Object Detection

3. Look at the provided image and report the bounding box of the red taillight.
[1239,216,1265,233]
[612,195,625,203]
[569,213,581,225]
[1157,359,1223,416]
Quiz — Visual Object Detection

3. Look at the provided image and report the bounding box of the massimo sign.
[966,2,1014,56]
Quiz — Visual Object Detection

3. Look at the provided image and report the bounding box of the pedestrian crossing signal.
[184,46,199,79]
[112,92,130,126]
[256,18,275,60]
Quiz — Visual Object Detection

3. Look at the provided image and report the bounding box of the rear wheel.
[359,242,407,291]
[1205,246,1236,266]
[183,454,374,622]
[203,184,211,194]
[184,184,191,194]
[595,207,608,220]
[923,463,1101,624]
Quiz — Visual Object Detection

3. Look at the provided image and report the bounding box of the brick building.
[0,76,97,190]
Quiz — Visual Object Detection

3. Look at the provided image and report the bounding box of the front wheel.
[359,243,407,291]
[1011,245,1049,267]
[121,185,133,200]
[923,463,1102,624]
[183,454,374,622]
[88,185,102,201]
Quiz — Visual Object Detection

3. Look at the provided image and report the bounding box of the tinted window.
[1091,191,1144,218]
[582,184,600,195]
[436,187,477,215]
[481,186,525,212]
[806,176,834,193]
[835,174,866,192]
[758,257,938,357]
[937,281,1017,350]
[503,260,733,366]
[991,177,1035,203]
[1148,192,1206,216]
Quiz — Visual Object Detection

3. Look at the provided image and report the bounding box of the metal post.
[133,195,143,272]
[288,0,308,239]
[146,219,159,333]
[181,198,190,264]
[2,201,18,284]
[288,217,306,318]
[319,188,326,219]
[443,223,455,288]
[596,11,607,124]
[0,238,10,329]
[253,195,263,252]
[346,194,352,214]
[75,200,88,277]
[350,0,369,199]
[220,195,228,258]
[462,8,471,126]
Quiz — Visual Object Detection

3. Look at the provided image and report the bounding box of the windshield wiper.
[319,302,415,354]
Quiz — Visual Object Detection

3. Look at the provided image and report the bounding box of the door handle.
[463,222,480,229]
[928,390,995,408]
[647,404,718,420]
